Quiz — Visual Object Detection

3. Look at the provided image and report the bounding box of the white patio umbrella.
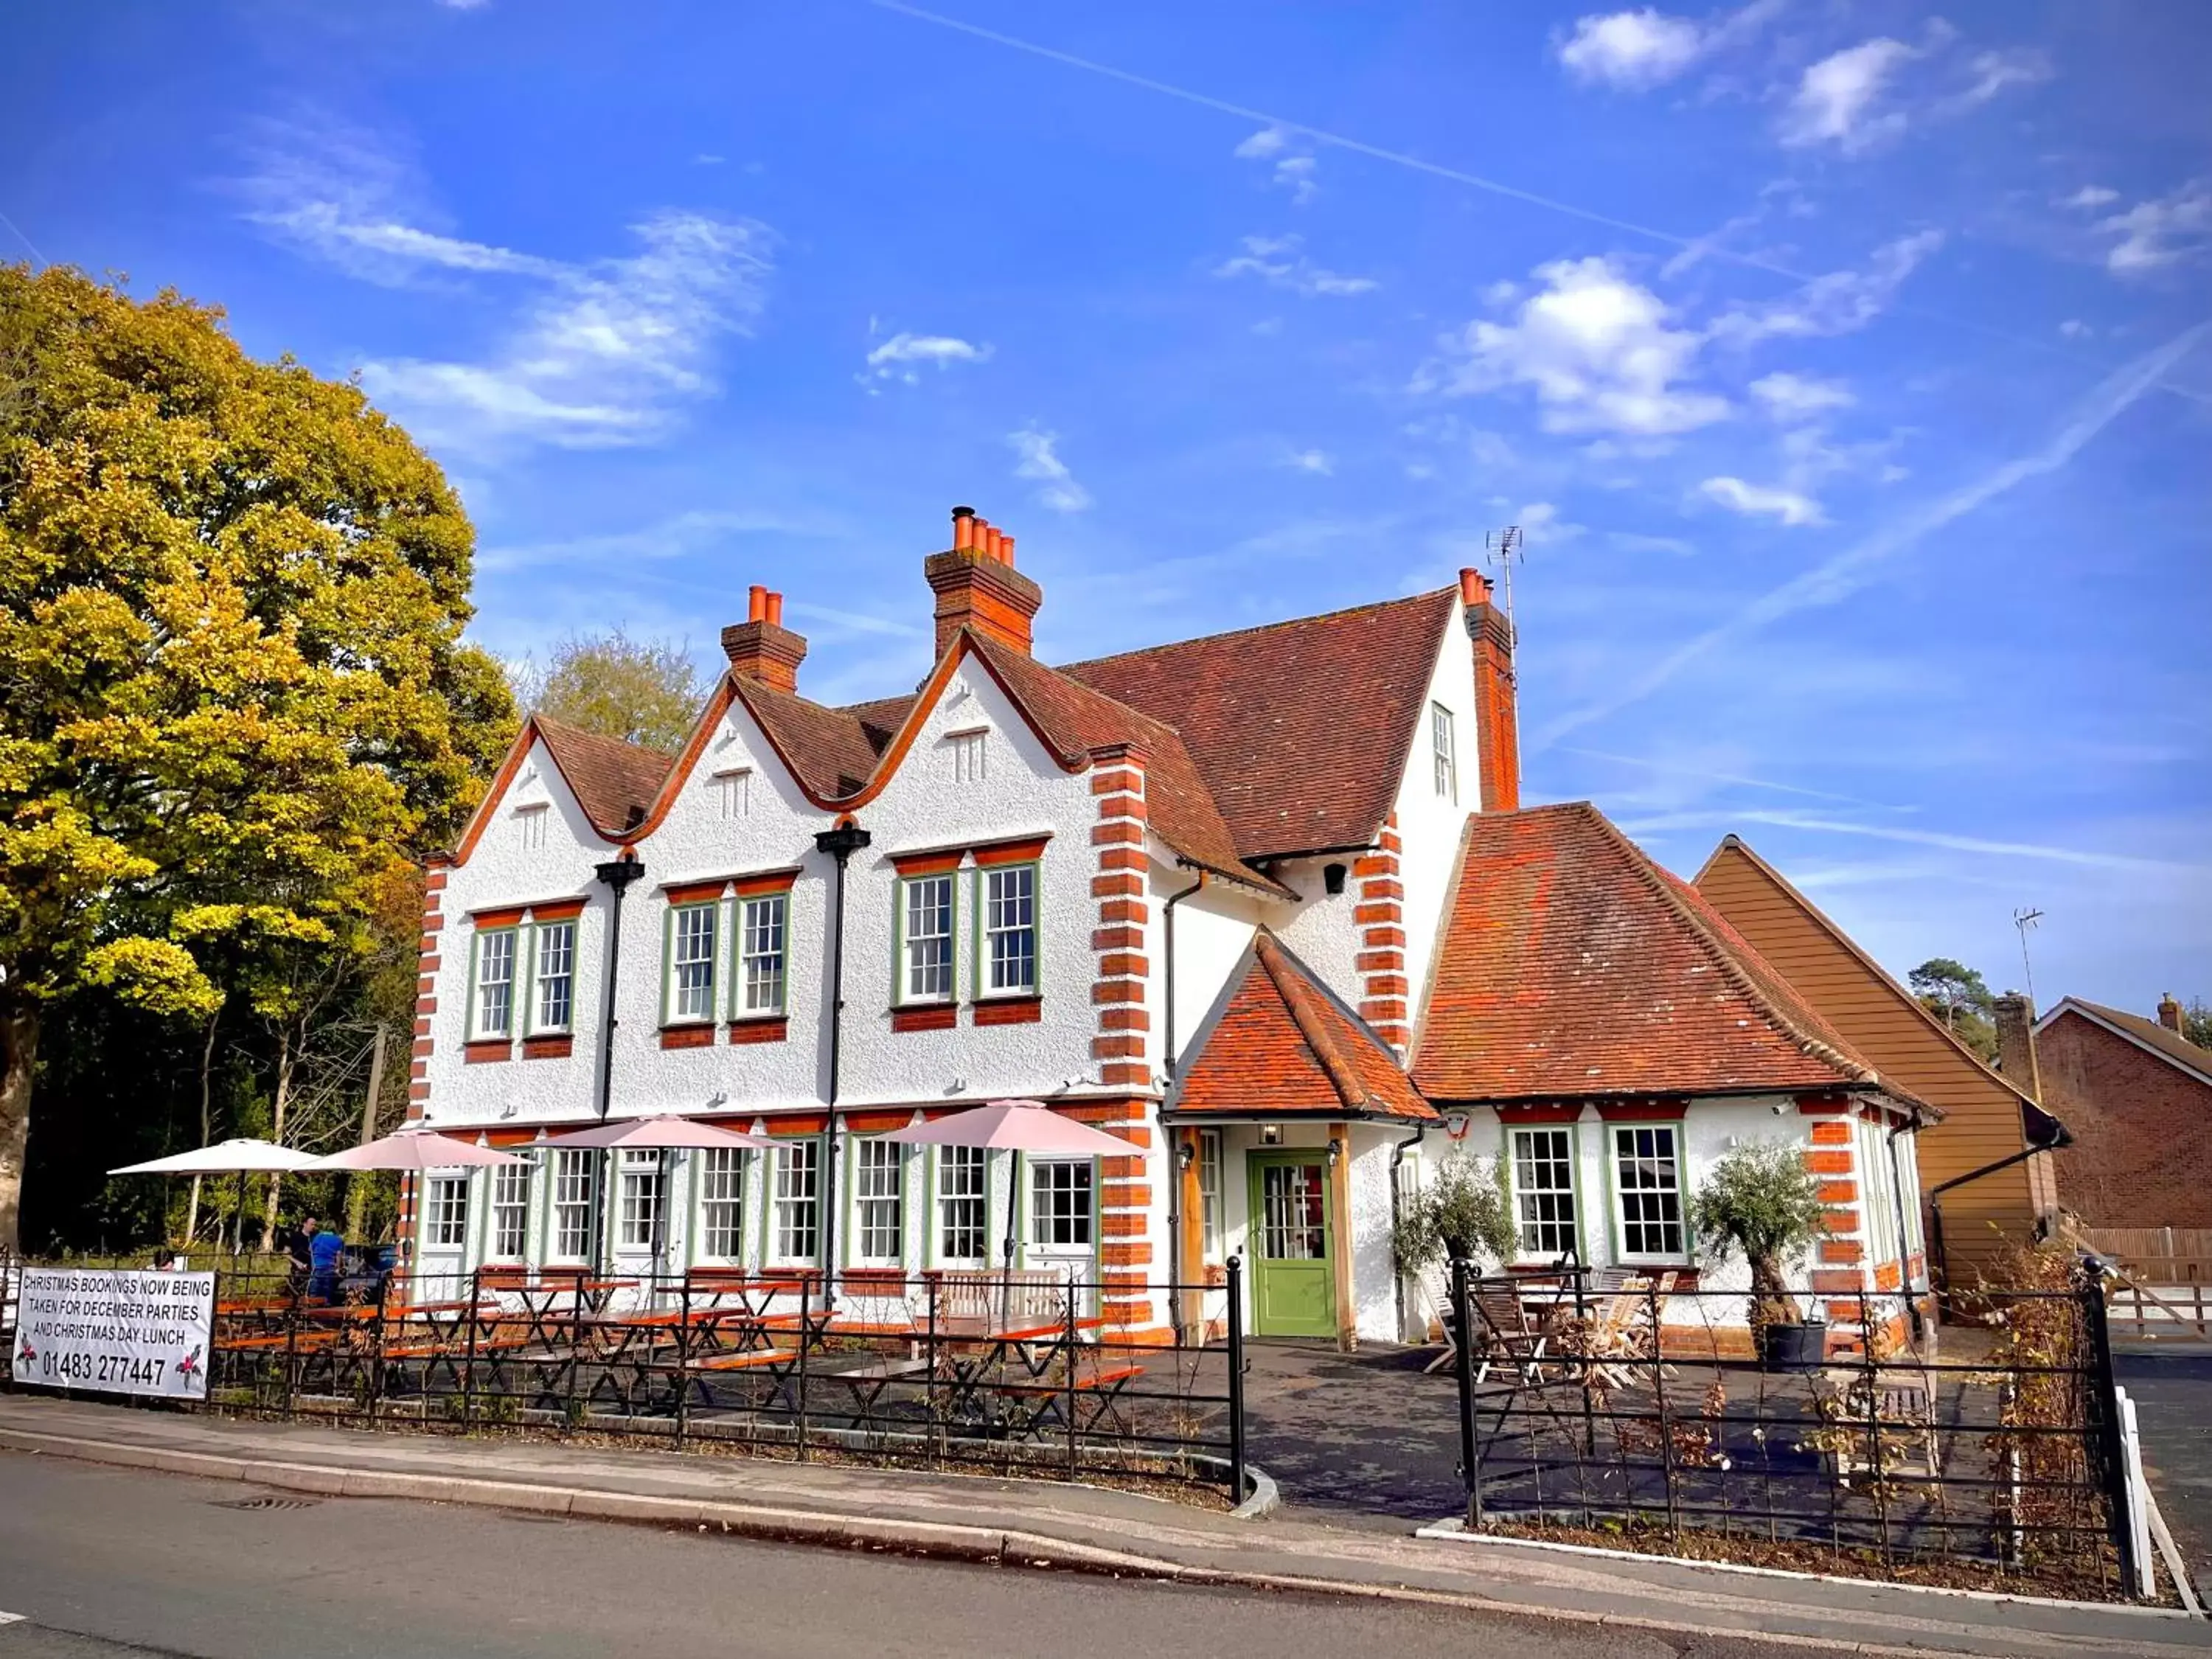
[883,1101,1135,1281]
[316,1131,523,1267]
[111,1138,327,1254]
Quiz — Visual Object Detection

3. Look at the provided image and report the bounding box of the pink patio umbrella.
[538,1116,774,1270]
[316,1131,524,1267]
[883,1101,1135,1281]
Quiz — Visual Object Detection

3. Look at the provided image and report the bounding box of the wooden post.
[1177,1127,1205,1341]
[1329,1121,1357,1354]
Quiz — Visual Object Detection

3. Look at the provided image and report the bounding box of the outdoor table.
[928,1315,1110,1437]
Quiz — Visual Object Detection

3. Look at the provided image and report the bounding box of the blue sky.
[5,1,2207,1015]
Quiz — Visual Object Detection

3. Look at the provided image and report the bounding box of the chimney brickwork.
[721,583,807,694]
[927,506,1043,658]
[1993,992,2043,1102]
[2159,994,2186,1037]
[1460,568,1521,813]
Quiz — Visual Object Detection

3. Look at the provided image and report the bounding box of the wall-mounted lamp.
[1327,1136,1343,1169]
[1261,1124,1283,1146]
[1178,1139,1197,1172]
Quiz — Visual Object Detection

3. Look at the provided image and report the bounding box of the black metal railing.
[5,1251,1247,1502]
[1444,1257,2132,1599]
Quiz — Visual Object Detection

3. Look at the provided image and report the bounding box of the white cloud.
[1781,38,1917,152]
[2095,181,2212,275]
[435,0,490,10]
[1282,448,1335,476]
[1233,128,1320,205]
[238,114,773,455]
[1711,230,1944,345]
[1422,256,1728,437]
[2058,319,2090,339]
[1514,501,1585,545]
[860,331,992,389]
[1557,9,1705,88]
[1955,47,2052,105]
[1008,426,1093,513]
[1700,475,1826,526]
[2060,185,2119,210]
[1748,372,1855,422]
[1213,234,1377,297]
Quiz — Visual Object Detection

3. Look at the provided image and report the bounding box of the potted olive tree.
[1393,1156,1517,1273]
[1688,1140,1831,1370]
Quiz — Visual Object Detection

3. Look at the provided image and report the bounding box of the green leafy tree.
[0,264,514,1250]
[1908,956,1999,1063]
[509,627,706,754]
[2183,998,2212,1051]
[1393,1156,1517,1270]
[1688,1140,1828,1330]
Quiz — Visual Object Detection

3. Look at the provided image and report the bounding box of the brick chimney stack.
[2159,993,2187,1037]
[926,506,1043,658]
[1459,567,1520,813]
[1992,992,2043,1102]
[720,584,807,695]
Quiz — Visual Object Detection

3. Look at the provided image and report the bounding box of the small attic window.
[516,802,549,851]
[1324,863,1348,896]
[714,767,752,821]
[949,729,988,785]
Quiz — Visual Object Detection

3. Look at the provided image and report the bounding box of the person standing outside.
[308,1217,344,1303]
[284,1217,316,1299]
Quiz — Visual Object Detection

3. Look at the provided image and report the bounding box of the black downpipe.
[1928,1102,2072,1311]
[588,852,646,1276]
[813,823,872,1311]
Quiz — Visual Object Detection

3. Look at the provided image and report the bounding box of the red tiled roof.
[1060,588,1459,861]
[535,716,673,841]
[1172,932,1436,1123]
[728,675,886,799]
[1413,801,1899,1104]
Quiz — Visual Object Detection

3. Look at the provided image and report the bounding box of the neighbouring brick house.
[408,505,1934,1353]
[2033,997,2212,1228]
[1695,837,2058,1288]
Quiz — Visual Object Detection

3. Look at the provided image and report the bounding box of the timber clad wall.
[2039,1009,2212,1228]
[1694,841,2042,1278]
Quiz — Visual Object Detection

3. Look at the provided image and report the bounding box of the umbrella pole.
[1002,1149,1021,1330]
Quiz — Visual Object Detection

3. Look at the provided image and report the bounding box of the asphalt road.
[0,1451,1846,1659]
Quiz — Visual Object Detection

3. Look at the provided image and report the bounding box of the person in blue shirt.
[306,1218,344,1303]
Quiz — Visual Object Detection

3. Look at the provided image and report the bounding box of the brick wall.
[2040,1008,2212,1227]
[1355,813,1408,1053]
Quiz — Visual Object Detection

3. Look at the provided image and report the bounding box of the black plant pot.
[1757,1320,1828,1371]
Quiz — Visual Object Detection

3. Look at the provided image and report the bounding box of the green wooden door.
[1246,1152,1335,1338]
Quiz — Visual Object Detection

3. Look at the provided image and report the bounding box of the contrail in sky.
[1532,321,2210,750]
[1614,808,2205,874]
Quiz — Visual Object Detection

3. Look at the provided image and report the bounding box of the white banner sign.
[14,1268,214,1401]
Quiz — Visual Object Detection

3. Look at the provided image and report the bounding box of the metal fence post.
[1065,1276,1080,1481]
[1451,1256,1483,1529]
[673,1280,692,1451]
[2080,1262,2138,1594]
[1225,1254,1247,1504]
[462,1267,481,1427]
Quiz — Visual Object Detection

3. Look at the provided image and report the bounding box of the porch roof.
[1167,932,1437,1125]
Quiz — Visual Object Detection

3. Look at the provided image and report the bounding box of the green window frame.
[487,1162,532,1262]
[975,861,1040,999]
[933,1146,990,1267]
[546,1147,596,1264]
[765,1137,824,1266]
[1506,1124,1582,1262]
[468,925,519,1041]
[695,1147,750,1264]
[896,873,958,1005]
[664,900,721,1025]
[527,917,578,1035]
[734,893,787,1018]
[1607,1123,1688,1262]
[847,1138,907,1267]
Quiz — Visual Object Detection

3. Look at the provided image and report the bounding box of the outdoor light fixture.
[1327,1137,1343,1168]
[1178,1139,1197,1172]
[1262,1124,1283,1145]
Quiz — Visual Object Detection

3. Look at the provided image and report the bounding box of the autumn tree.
[509,627,706,753]
[0,264,513,1251]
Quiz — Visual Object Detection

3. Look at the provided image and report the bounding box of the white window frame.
[771,1139,821,1265]
[697,1147,747,1264]
[531,918,577,1035]
[1610,1123,1688,1262]
[423,1175,470,1251]
[1507,1125,1580,1262]
[1197,1130,1224,1265]
[617,1150,666,1253]
[1432,701,1457,802]
[899,873,956,1005]
[980,862,1038,998]
[667,900,720,1026]
[548,1149,595,1264]
[489,1163,532,1262]
[936,1146,989,1267]
[1029,1159,1095,1253]
[737,893,787,1018]
[851,1139,905,1267]
[470,925,518,1041]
